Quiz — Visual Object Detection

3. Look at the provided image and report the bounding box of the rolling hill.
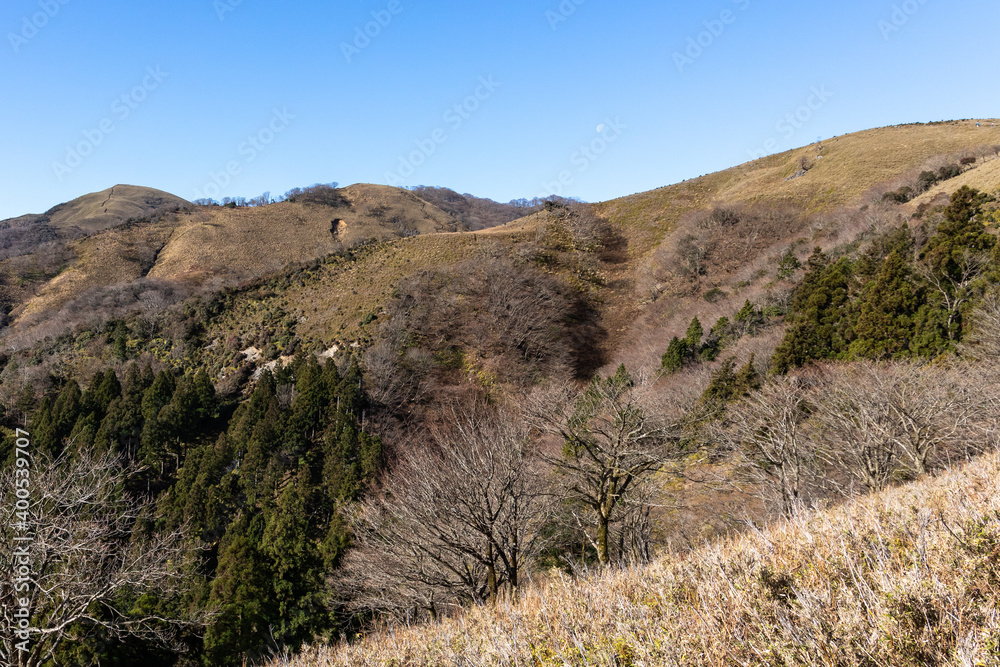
[4,120,999,372]
[42,184,193,236]
[3,119,1000,667]
[0,184,470,340]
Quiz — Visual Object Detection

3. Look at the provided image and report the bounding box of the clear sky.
[1,0,997,219]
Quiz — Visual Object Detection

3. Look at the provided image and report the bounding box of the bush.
[661,337,686,373]
[703,288,726,303]
[937,164,962,181]
[882,186,914,204]
[283,183,345,207]
[918,170,939,192]
[776,249,802,279]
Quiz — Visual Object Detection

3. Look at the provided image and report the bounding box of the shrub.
[776,249,802,279]
[917,170,939,192]
[882,186,914,204]
[703,288,726,303]
[661,337,686,373]
[937,164,962,181]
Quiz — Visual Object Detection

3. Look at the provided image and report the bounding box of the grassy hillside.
[200,118,1000,374]
[1,184,465,341]
[5,121,999,354]
[145,181,464,288]
[598,120,1000,257]
[43,184,191,235]
[594,121,1000,373]
[7,122,1000,401]
[278,447,1000,667]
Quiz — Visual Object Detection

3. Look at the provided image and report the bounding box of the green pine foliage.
[848,251,920,359]
[662,301,775,374]
[685,317,704,351]
[771,187,999,373]
[20,350,383,665]
[776,249,802,279]
[661,337,687,373]
[700,355,762,410]
[770,249,853,374]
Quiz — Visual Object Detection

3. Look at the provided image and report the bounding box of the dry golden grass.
[596,120,1000,261]
[11,123,1000,366]
[150,184,459,286]
[595,121,1000,378]
[13,219,177,320]
[148,203,341,285]
[8,185,463,333]
[276,449,1000,667]
[909,154,1000,208]
[44,184,190,234]
[204,227,539,353]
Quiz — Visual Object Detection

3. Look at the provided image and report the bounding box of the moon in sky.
[597,124,607,133]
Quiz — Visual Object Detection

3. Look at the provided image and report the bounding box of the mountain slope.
[42,184,192,235]
[597,120,1000,256]
[3,120,1000,667]
[5,122,1000,364]
[278,447,1000,667]
[2,184,466,335]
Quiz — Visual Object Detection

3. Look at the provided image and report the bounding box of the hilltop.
[3,121,998,351]
[42,184,193,235]
[0,184,191,238]
[0,183,490,344]
[2,120,998,394]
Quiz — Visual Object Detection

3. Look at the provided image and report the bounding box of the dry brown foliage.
[274,445,1000,667]
[338,406,548,620]
[961,288,1000,360]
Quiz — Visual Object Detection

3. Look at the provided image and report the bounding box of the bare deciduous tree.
[531,366,683,566]
[915,249,989,340]
[363,326,433,412]
[961,288,1000,360]
[883,362,980,475]
[481,255,570,371]
[341,408,547,620]
[814,363,900,493]
[0,449,205,667]
[714,375,815,517]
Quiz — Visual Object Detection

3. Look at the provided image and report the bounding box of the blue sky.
[1,0,997,219]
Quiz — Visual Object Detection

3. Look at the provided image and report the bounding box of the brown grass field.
[42,184,191,234]
[275,448,1000,667]
[597,120,1000,259]
[6,121,1000,386]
